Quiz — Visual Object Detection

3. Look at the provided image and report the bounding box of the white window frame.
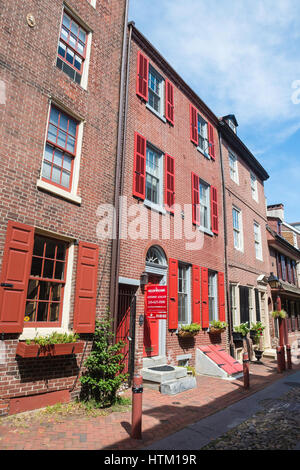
[199,179,211,233]
[250,171,258,202]
[248,287,256,324]
[208,271,218,323]
[178,263,191,326]
[254,222,263,260]
[144,143,165,213]
[228,151,239,184]
[37,101,83,205]
[197,114,210,158]
[146,64,166,122]
[19,232,75,341]
[232,206,244,252]
[230,283,239,326]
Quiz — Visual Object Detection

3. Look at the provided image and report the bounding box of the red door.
[143,275,161,357]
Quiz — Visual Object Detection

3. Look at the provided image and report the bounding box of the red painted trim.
[201,267,209,328]
[208,123,215,160]
[211,185,219,235]
[218,272,226,322]
[132,131,146,200]
[136,50,149,101]
[168,258,178,330]
[191,172,200,225]
[190,103,198,145]
[165,79,174,125]
[165,153,175,213]
[192,265,201,324]
[9,390,70,415]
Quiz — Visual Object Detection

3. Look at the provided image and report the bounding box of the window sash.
[208,272,218,322]
[25,236,67,326]
[199,182,210,229]
[198,116,207,152]
[178,265,190,325]
[148,67,163,114]
[145,146,162,205]
[233,208,242,249]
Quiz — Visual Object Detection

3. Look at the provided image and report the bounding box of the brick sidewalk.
[0,358,299,450]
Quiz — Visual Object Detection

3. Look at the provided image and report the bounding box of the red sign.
[146,285,168,319]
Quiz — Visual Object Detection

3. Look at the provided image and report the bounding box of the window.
[178,264,191,325]
[254,222,263,260]
[208,271,218,322]
[281,255,287,281]
[199,181,210,230]
[228,119,236,133]
[233,207,243,251]
[148,65,164,118]
[197,115,208,154]
[229,152,239,184]
[250,172,258,202]
[42,106,78,191]
[230,284,238,326]
[57,12,87,85]
[145,145,163,206]
[24,236,68,326]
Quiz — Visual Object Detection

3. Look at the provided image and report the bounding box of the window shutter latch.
[0,283,14,288]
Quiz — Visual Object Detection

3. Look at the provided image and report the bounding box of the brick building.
[266,204,300,349]
[0,0,128,415]
[218,115,271,360]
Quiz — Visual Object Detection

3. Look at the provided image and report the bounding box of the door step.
[141,363,197,395]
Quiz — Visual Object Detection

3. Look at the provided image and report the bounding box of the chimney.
[267,204,284,222]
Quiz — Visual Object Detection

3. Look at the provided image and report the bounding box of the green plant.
[25,332,79,346]
[210,320,228,330]
[271,310,287,319]
[234,322,250,337]
[79,311,128,408]
[179,323,201,333]
[250,321,265,345]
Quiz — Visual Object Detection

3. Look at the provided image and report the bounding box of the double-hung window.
[199,181,210,230]
[25,235,67,326]
[208,271,218,322]
[42,106,78,191]
[178,264,191,325]
[229,152,239,184]
[233,207,243,251]
[250,172,258,202]
[145,145,163,206]
[197,115,208,155]
[148,65,164,118]
[57,12,87,85]
[254,222,263,260]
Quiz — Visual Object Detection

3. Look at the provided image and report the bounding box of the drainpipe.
[218,128,235,357]
[109,7,132,337]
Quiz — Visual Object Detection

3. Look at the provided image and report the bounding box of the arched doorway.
[143,246,168,359]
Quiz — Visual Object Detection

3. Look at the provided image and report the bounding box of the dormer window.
[228,119,236,133]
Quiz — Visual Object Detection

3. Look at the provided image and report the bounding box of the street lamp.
[267,272,280,289]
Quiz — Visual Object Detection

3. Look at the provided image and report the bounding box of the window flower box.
[16,341,84,358]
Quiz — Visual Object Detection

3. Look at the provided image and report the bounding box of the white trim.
[37,180,82,205]
[228,150,239,185]
[250,171,258,202]
[254,221,263,261]
[118,276,140,286]
[20,241,75,340]
[81,30,92,90]
[232,205,244,252]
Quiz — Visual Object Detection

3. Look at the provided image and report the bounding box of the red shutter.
[211,186,219,234]
[218,272,226,322]
[165,153,175,213]
[168,258,178,330]
[133,132,146,200]
[0,221,34,333]
[191,172,200,225]
[165,79,174,124]
[190,104,198,145]
[74,241,99,333]
[201,267,209,328]
[192,265,201,324]
[208,123,215,159]
[136,50,149,101]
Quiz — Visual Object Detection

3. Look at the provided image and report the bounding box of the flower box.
[177,330,199,339]
[232,331,244,342]
[209,327,226,335]
[16,341,84,358]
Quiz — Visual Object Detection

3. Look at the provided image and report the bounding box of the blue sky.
[129,0,300,223]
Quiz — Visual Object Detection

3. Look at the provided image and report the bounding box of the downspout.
[109,4,132,337]
[218,127,235,357]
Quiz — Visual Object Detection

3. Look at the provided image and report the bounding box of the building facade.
[267,204,300,349]
[115,24,227,377]
[218,115,271,360]
[0,0,128,415]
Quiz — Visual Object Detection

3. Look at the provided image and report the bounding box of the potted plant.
[209,320,228,335]
[178,323,201,338]
[232,322,250,341]
[16,332,84,358]
[250,321,265,362]
[271,310,287,319]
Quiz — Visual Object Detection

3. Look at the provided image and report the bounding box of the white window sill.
[198,225,214,237]
[144,199,166,215]
[37,179,82,205]
[20,327,71,340]
[146,103,167,123]
[234,246,244,253]
[197,146,210,160]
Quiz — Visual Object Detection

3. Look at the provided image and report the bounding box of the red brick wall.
[119,36,227,371]
[0,0,126,414]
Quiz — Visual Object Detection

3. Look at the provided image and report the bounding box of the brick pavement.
[0,358,299,450]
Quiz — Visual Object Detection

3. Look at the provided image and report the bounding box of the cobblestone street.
[202,385,300,450]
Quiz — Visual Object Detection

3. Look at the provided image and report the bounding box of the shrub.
[79,313,128,408]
